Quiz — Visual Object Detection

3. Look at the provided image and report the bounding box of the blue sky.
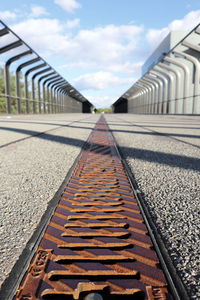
[0,0,200,108]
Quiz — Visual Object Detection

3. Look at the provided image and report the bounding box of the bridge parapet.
[113,23,200,115]
[0,20,93,114]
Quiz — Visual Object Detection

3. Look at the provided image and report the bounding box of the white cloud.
[65,18,80,29]
[11,18,72,56]
[169,10,200,30]
[29,5,49,17]
[105,61,144,74]
[11,19,143,74]
[54,0,82,13]
[0,10,17,21]
[85,95,117,108]
[146,10,200,47]
[146,28,169,48]
[73,72,134,90]
[75,24,143,60]
[58,61,144,76]
[68,24,143,73]
[58,61,93,70]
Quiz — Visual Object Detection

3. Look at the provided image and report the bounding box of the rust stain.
[14,116,173,300]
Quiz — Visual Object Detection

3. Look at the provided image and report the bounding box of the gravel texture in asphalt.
[105,114,200,300]
[0,113,98,287]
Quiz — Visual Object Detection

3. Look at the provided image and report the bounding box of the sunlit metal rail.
[113,23,200,115]
[5,116,185,300]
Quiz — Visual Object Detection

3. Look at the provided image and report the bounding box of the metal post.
[16,58,41,113]
[136,83,149,113]
[144,75,159,114]
[4,50,32,114]
[136,86,143,113]
[55,81,67,112]
[134,85,143,113]
[149,73,164,114]
[52,82,67,113]
[158,62,180,114]
[151,69,168,114]
[140,79,154,113]
[47,79,66,107]
[173,49,200,114]
[138,83,150,114]
[130,86,140,113]
[47,78,64,113]
[164,56,190,114]
[25,63,47,113]
[31,67,51,113]
[42,75,60,113]
[62,90,67,112]
[37,72,55,113]
[1,40,23,113]
[61,87,69,112]
[138,82,152,114]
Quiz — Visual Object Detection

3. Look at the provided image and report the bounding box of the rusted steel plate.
[14,116,173,300]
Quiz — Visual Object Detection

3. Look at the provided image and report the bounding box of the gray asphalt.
[0,113,199,300]
[105,114,200,300]
[0,113,99,287]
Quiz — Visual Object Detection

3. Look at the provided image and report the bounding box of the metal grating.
[14,116,173,300]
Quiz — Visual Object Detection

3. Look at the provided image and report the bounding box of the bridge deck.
[0,113,199,299]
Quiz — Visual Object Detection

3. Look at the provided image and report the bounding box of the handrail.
[0,20,92,114]
[113,23,200,114]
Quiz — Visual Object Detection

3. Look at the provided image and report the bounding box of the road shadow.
[0,125,200,172]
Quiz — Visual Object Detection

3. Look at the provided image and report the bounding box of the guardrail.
[0,20,92,114]
[113,23,200,114]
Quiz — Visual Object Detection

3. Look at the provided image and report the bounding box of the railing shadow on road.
[0,119,94,128]
[0,125,200,173]
[1,117,200,154]
[2,118,200,130]
[106,118,200,150]
[76,119,200,128]
[0,120,200,140]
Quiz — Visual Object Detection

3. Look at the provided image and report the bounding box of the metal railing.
[113,23,200,115]
[0,20,92,114]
